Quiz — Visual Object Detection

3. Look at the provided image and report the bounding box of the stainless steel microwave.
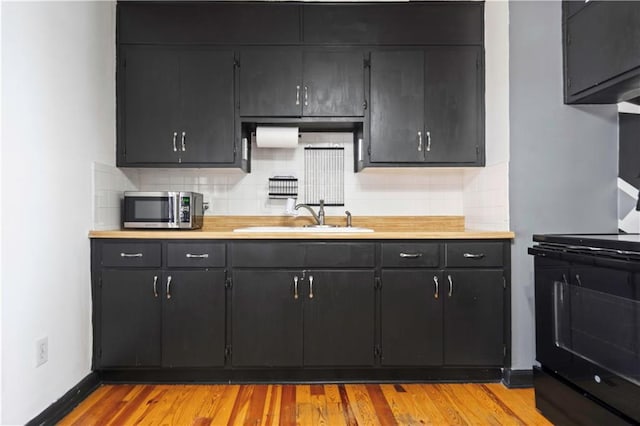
[123,191,204,229]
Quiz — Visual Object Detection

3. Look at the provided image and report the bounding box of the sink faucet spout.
[295,199,325,225]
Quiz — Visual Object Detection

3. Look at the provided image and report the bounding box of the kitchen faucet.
[295,199,326,226]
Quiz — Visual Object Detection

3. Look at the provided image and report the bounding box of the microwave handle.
[170,195,178,224]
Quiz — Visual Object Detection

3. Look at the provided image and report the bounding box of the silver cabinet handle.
[186,253,209,259]
[120,252,143,258]
[172,131,178,152]
[296,85,300,106]
[153,275,158,298]
[426,131,431,152]
[433,276,439,299]
[166,275,172,299]
[181,131,186,152]
[293,276,299,299]
[309,275,314,299]
[447,274,453,297]
[304,86,308,106]
[463,253,485,259]
[575,274,582,286]
[399,252,423,258]
[417,131,423,152]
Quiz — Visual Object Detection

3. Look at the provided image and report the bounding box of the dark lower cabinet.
[231,270,303,367]
[101,270,162,367]
[303,270,375,366]
[381,269,504,367]
[162,270,226,368]
[381,270,443,366]
[232,269,375,367]
[444,270,504,366]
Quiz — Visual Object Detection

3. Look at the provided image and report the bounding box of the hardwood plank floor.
[59,383,551,425]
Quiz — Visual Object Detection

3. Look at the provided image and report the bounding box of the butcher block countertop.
[89,216,514,240]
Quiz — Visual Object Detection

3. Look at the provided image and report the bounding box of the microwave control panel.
[180,197,191,223]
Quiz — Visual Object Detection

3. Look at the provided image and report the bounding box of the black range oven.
[529,234,640,426]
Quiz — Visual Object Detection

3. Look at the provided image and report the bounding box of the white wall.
[508,0,618,371]
[1,2,116,423]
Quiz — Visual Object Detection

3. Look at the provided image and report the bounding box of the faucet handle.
[345,211,352,227]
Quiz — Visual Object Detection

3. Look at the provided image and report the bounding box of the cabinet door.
[231,270,303,367]
[381,270,443,366]
[119,46,180,164]
[370,51,425,163]
[566,2,640,96]
[162,270,226,368]
[302,51,365,117]
[424,47,481,163]
[100,270,161,367]
[303,270,375,366]
[444,270,504,366]
[179,49,235,164]
[239,49,302,116]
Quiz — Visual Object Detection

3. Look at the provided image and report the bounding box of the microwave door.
[124,195,175,228]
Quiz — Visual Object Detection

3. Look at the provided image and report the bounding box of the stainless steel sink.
[232,226,374,233]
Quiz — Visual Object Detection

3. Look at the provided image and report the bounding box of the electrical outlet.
[36,337,48,367]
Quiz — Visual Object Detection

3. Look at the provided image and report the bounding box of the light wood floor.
[59,383,551,425]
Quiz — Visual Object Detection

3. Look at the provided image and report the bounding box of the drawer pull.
[293,276,299,300]
[309,275,314,299]
[399,252,423,259]
[120,252,143,258]
[153,275,158,298]
[433,276,439,299]
[463,253,485,259]
[448,274,453,297]
[166,276,172,300]
[186,253,209,259]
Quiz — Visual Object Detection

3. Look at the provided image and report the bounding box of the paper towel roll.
[256,126,299,148]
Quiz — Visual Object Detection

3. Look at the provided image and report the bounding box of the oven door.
[123,192,178,228]
[534,251,640,423]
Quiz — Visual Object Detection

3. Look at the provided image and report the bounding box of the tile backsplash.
[92,132,510,230]
[92,162,137,230]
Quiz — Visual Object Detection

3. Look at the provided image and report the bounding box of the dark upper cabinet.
[239,49,365,117]
[118,2,301,45]
[370,50,425,163]
[369,47,483,166]
[564,1,640,104]
[302,3,484,45]
[118,46,236,166]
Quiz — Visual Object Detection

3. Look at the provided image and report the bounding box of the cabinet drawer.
[232,243,306,268]
[446,242,503,268]
[381,243,440,268]
[101,242,161,268]
[167,243,225,268]
[305,243,375,267]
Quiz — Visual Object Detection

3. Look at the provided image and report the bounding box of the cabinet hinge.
[367,143,371,156]
[363,99,368,110]
[364,58,371,69]
[374,345,381,358]
[503,344,507,358]
[234,59,240,68]
[225,345,232,360]
[374,277,382,289]
[225,278,233,289]
[503,276,506,289]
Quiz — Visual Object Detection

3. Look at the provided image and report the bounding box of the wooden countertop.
[89,216,514,240]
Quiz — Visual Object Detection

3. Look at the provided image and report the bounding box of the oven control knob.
[594,375,601,384]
